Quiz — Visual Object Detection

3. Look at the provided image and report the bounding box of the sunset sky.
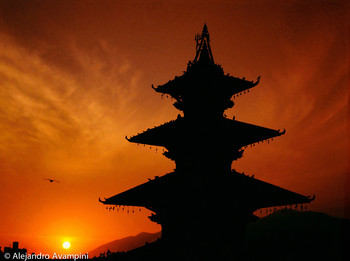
[0,0,349,255]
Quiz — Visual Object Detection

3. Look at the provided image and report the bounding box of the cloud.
[0,33,146,177]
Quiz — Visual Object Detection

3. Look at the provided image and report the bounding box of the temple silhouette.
[99,24,314,260]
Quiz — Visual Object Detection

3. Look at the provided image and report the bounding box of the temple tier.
[100,24,314,259]
[151,28,260,118]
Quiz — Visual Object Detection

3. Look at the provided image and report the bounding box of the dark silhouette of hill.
[88,232,161,257]
[90,211,349,260]
[245,210,350,261]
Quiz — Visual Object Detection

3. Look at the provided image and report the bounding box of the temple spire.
[193,23,214,63]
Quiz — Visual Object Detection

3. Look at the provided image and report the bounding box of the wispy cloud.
[0,34,145,176]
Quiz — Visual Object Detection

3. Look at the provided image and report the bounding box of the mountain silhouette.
[90,211,349,260]
[89,232,161,257]
[245,210,350,261]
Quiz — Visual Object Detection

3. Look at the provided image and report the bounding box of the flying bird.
[43,178,60,183]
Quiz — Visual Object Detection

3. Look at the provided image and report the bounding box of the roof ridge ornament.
[193,23,214,63]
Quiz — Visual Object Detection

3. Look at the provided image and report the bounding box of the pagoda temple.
[100,24,314,260]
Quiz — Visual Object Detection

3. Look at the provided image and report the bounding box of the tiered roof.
[99,171,314,211]
[152,24,260,115]
[126,117,285,149]
[100,24,314,217]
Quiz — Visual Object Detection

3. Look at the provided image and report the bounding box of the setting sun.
[63,241,71,249]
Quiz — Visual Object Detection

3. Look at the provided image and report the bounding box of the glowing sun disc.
[63,241,71,249]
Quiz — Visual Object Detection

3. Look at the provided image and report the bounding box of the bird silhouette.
[43,178,60,183]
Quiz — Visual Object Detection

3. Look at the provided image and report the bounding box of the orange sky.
[0,0,349,255]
